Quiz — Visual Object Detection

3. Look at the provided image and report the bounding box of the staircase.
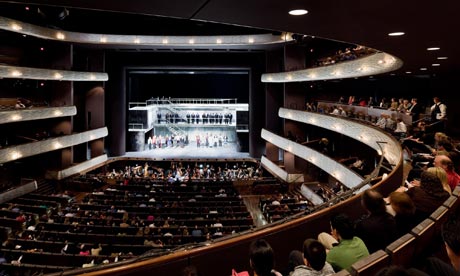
[163,100,187,137]
[35,178,56,195]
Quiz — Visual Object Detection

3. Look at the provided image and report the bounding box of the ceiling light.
[162,39,168,44]
[11,70,22,77]
[388,32,405,36]
[54,72,63,79]
[427,47,440,51]
[437,57,448,60]
[134,38,140,44]
[420,68,427,71]
[100,37,107,43]
[406,71,412,74]
[56,32,65,40]
[189,39,195,44]
[11,23,22,31]
[248,38,254,44]
[216,39,222,44]
[289,9,308,15]
[432,63,440,66]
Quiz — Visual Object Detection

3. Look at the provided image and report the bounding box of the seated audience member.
[394,118,408,138]
[15,99,26,109]
[249,239,282,276]
[426,166,452,194]
[424,214,460,275]
[285,250,305,276]
[406,171,450,222]
[290,239,334,276]
[181,265,201,276]
[91,244,102,256]
[433,155,460,191]
[376,265,429,276]
[318,213,369,272]
[388,192,419,237]
[355,190,397,253]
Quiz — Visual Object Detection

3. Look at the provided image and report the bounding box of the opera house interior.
[0,1,460,275]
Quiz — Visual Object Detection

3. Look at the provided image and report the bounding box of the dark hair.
[181,265,200,276]
[375,266,411,276]
[389,192,415,216]
[287,250,304,272]
[361,189,386,214]
[420,171,448,198]
[442,215,460,256]
[330,213,354,240]
[249,239,275,276]
[302,239,326,271]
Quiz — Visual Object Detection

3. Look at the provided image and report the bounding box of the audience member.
[433,155,460,191]
[388,192,419,237]
[406,171,450,221]
[318,213,369,272]
[355,190,397,253]
[423,214,460,275]
[375,265,429,276]
[249,239,282,276]
[426,166,452,194]
[290,239,334,276]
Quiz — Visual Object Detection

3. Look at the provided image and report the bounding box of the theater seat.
[410,218,436,260]
[442,195,459,213]
[350,249,389,276]
[452,186,460,197]
[385,233,416,267]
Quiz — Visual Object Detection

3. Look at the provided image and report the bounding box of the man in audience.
[290,239,335,276]
[318,213,369,272]
[424,214,460,275]
[433,155,460,191]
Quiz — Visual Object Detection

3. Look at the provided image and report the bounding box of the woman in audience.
[426,166,451,194]
[354,190,397,253]
[405,171,450,221]
[249,239,282,276]
[388,192,419,237]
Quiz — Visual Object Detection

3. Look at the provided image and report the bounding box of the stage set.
[127,98,250,159]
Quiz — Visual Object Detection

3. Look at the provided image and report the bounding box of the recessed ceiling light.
[289,9,308,16]
[437,57,448,60]
[432,63,440,66]
[406,71,412,74]
[427,47,440,51]
[420,68,427,71]
[388,32,405,36]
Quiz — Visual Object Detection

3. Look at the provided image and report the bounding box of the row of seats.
[333,186,460,275]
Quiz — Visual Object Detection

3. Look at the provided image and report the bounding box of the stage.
[123,141,252,160]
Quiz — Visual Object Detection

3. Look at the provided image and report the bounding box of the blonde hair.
[426,166,451,194]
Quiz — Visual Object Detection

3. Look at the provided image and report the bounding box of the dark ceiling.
[0,0,458,76]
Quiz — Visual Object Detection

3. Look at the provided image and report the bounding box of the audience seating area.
[0,176,255,275]
[332,185,460,275]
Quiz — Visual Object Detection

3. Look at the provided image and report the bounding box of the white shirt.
[395,121,407,133]
[431,102,447,120]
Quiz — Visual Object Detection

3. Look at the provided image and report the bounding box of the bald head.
[434,155,453,171]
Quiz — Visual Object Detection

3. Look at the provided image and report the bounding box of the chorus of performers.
[157,112,233,125]
[146,133,229,150]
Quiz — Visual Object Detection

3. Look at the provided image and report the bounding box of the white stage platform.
[123,142,252,160]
